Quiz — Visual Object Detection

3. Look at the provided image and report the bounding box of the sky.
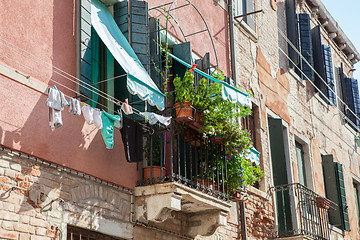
[322,0,360,80]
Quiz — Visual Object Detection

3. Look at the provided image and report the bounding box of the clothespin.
[53,85,58,90]
[125,98,129,105]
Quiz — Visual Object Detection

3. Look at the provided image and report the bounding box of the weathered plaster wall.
[0,0,139,189]
[148,0,231,76]
[0,150,133,240]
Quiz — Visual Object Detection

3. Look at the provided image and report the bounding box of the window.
[67,225,124,240]
[78,0,164,114]
[295,142,307,186]
[311,26,336,105]
[339,65,360,131]
[322,155,350,231]
[234,0,256,31]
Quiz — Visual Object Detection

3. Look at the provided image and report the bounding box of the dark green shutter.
[335,162,350,231]
[322,155,350,230]
[80,0,100,107]
[149,17,162,87]
[173,42,192,80]
[323,45,336,105]
[268,118,292,235]
[114,0,149,115]
[285,0,299,68]
[342,77,360,131]
[311,26,336,105]
[80,0,93,100]
[296,14,313,81]
[322,155,342,227]
[194,52,210,86]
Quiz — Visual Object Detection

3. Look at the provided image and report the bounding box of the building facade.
[0,0,359,240]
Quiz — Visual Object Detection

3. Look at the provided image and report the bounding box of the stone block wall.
[0,149,133,240]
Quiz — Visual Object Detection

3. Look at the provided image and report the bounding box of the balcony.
[271,183,336,240]
[134,120,231,237]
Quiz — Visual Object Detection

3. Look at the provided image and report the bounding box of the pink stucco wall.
[149,0,231,76]
[0,0,138,189]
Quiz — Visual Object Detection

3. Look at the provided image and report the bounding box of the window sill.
[289,68,306,87]
[234,19,257,43]
[247,185,270,201]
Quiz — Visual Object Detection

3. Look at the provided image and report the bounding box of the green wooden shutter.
[79,0,100,107]
[80,0,93,100]
[113,0,149,115]
[194,52,210,86]
[296,14,313,81]
[322,155,350,230]
[341,77,360,131]
[295,142,306,186]
[334,162,350,231]
[285,0,299,68]
[173,42,192,80]
[268,118,292,235]
[323,45,336,105]
[149,17,162,88]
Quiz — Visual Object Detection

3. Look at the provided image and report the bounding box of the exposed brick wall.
[0,150,132,240]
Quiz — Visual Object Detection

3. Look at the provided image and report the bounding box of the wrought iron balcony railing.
[137,118,229,201]
[271,183,336,240]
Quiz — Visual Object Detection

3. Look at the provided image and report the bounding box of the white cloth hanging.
[46,88,69,129]
[93,108,103,129]
[82,104,94,125]
[141,112,172,126]
[69,98,81,115]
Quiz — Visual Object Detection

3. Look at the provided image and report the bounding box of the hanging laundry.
[82,104,94,125]
[69,98,81,115]
[101,111,121,149]
[46,88,69,129]
[141,112,172,126]
[114,109,123,129]
[93,108,103,129]
[120,116,143,162]
[121,99,133,115]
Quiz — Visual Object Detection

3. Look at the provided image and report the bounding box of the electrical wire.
[0,37,158,122]
[277,28,360,132]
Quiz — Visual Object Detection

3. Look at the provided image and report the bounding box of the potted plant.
[143,134,167,184]
[315,197,330,209]
[173,70,196,120]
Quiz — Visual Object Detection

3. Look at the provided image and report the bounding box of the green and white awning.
[91,0,165,110]
[247,148,260,165]
[168,52,252,108]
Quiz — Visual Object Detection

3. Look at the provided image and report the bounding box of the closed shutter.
[311,26,336,105]
[341,77,360,131]
[194,52,210,86]
[114,0,149,115]
[285,0,299,68]
[296,14,313,81]
[268,118,293,235]
[173,42,192,80]
[323,45,336,105]
[149,17,162,87]
[334,162,350,231]
[79,0,101,107]
[322,155,350,230]
[322,155,342,227]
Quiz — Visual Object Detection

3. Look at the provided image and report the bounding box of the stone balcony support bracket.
[134,182,231,237]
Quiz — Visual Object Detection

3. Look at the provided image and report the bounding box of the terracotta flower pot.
[174,101,193,120]
[143,166,167,184]
[315,197,330,209]
[210,134,224,145]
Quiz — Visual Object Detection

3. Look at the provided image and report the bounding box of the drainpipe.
[229,0,237,85]
[229,1,247,239]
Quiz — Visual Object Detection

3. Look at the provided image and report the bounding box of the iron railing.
[137,109,228,201]
[271,183,336,240]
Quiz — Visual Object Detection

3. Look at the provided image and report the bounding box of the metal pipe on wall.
[228,1,247,239]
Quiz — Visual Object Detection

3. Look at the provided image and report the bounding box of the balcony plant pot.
[143,166,167,184]
[174,101,194,120]
[315,197,330,209]
[210,133,224,145]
